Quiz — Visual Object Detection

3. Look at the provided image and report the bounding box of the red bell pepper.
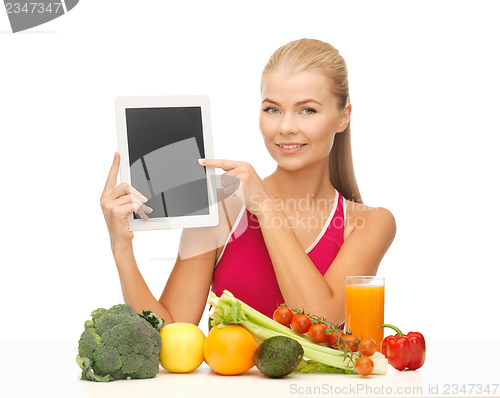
[406,331,426,370]
[380,324,426,371]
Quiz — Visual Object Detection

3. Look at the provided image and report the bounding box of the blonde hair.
[261,38,363,204]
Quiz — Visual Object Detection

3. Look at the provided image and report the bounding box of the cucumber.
[254,336,304,378]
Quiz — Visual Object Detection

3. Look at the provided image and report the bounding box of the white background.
[0,0,499,347]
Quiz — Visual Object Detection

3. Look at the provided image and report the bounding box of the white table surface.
[1,340,499,398]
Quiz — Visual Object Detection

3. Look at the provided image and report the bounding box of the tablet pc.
[115,95,218,231]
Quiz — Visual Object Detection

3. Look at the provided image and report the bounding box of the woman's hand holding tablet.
[100,152,153,249]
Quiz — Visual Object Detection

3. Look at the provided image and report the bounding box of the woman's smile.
[276,142,308,154]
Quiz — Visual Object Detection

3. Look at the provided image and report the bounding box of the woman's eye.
[263,107,279,114]
[301,108,317,115]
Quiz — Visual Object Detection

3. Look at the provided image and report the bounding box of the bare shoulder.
[344,199,396,242]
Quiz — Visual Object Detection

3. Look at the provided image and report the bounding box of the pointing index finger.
[198,158,241,171]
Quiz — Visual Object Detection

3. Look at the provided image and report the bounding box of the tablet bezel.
[115,95,218,231]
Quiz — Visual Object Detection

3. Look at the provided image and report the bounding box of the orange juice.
[345,283,385,351]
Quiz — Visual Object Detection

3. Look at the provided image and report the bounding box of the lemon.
[159,322,206,373]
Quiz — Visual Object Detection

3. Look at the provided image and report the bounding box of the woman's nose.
[278,113,298,135]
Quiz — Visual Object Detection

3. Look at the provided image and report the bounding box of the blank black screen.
[125,107,209,218]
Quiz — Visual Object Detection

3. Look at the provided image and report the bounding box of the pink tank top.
[212,189,346,319]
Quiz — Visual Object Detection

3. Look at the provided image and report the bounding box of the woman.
[100,38,396,327]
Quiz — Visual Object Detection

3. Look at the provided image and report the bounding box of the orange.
[203,324,258,375]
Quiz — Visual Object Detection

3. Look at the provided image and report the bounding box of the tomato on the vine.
[340,334,359,352]
[327,330,345,348]
[290,314,312,334]
[355,356,374,376]
[272,306,294,327]
[326,332,339,348]
[358,338,376,357]
[307,323,328,343]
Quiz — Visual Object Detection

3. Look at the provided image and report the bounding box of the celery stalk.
[208,290,388,375]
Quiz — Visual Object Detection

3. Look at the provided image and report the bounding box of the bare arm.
[158,229,217,325]
[112,243,175,323]
[257,205,397,324]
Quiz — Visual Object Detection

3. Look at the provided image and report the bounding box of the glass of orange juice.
[345,276,385,351]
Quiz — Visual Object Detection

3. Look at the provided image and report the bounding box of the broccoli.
[76,304,164,382]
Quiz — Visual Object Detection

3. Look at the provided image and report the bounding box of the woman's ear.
[336,103,352,133]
